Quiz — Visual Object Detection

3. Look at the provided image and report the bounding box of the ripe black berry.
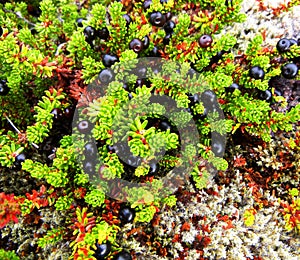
[76,18,84,27]
[258,89,272,102]
[77,120,93,134]
[150,46,161,57]
[281,63,298,79]
[249,66,265,80]
[83,160,95,175]
[84,142,97,158]
[0,80,9,96]
[129,38,144,53]
[143,0,152,10]
[149,161,159,175]
[84,26,97,42]
[188,93,200,105]
[198,34,213,48]
[159,121,171,131]
[94,241,111,260]
[274,89,282,96]
[201,90,217,107]
[119,206,135,224]
[123,14,132,26]
[97,27,109,40]
[163,20,175,34]
[102,54,119,67]
[13,153,26,170]
[211,133,225,157]
[276,38,290,53]
[165,12,172,21]
[227,83,240,92]
[0,26,3,37]
[51,108,63,119]
[143,35,150,49]
[113,251,132,260]
[98,69,114,84]
[126,154,141,167]
[289,38,298,46]
[163,33,172,45]
[149,12,166,27]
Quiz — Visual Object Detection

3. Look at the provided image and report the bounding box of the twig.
[3,8,36,27]
[5,115,39,149]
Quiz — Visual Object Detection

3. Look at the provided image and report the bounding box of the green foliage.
[37,227,64,248]
[0,131,22,167]
[55,195,73,210]
[135,205,157,223]
[26,89,65,144]
[84,188,105,208]
[0,249,20,260]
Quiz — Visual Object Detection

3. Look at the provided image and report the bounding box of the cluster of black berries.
[276,37,299,79]
[94,240,132,260]
[76,17,110,47]
[148,11,175,45]
[93,205,134,260]
[244,37,299,103]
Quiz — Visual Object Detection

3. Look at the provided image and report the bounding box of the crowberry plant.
[0,0,299,259]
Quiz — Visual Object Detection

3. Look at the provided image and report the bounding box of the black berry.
[281,63,298,79]
[227,83,240,92]
[98,69,114,84]
[159,121,171,131]
[129,38,144,53]
[249,66,265,80]
[201,90,217,107]
[149,161,159,175]
[150,46,161,57]
[0,80,9,96]
[76,18,84,27]
[143,0,152,10]
[50,108,63,119]
[84,142,97,158]
[188,93,200,105]
[198,34,213,48]
[77,120,93,134]
[149,12,166,27]
[13,153,26,170]
[0,26,3,37]
[143,35,150,50]
[15,153,26,164]
[119,206,135,224]
[274,88,282,96]
[163,33,172,45]
[123,14,132,26]
[97,27,110,40]
[126,154,141,167]
[276,38,290,53]
[84,26,97,42]
[113,251,132,260]
[211,133,225,157]
[102,54,119,67]
[165,12,172,21]
[94,241,111,260]
[289,38,298,46]
[258,89,272,102]
[163,20,176,34]
[83,160,95,175]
